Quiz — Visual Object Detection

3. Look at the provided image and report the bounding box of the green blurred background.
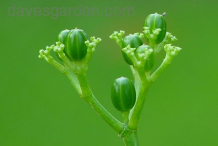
[1,0,218,145]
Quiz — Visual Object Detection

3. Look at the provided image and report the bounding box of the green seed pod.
[122,34,143,65]
[144,13,166,44]
[57,28,88,61]
[58,29,70,44]
[135,45,155,71]
[57,30,70,61]
[111,77,136,112]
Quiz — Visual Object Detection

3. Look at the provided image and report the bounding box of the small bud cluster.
[39,36,101,74]
[38,47,52,60]
[155,32,178,53]
[137,48,153,61]
[164,44,182,56]
[38,43,66,73]
[85,37,102,53]
[109,30,125,47]
[133,33,144,39]
[143,27,161,40]
[53,42,64,53]
[39,42,66,62]
[165,32,177,42]
[122,45,136,56]
[122,45,153,69]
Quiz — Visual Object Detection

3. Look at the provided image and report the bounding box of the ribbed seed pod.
[144,13,166,44]
[111,77,136,112]
[58,29,70,44]
[135,45,155,71]
[57,28,88,61]
[122,34,143,65]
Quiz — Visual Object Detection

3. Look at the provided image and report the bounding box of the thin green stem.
[126,50,152,130]
[122,131,139,146]
[130,66,140,96]
[88,95,124,133]
[149,40,155,50]
[64,69,81,95]
[155,32,177,54]
[122,111,130,124]
[128,66,151,130]
[150,55,172,82]
[73,72,124,133]
[47,58,66,73]
[128,78,150,130]
[129,66,140,120]
[155,40,165,53]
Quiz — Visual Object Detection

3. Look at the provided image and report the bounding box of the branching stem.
[39,26,182,146]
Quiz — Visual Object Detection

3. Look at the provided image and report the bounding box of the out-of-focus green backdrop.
[1,0,218,145]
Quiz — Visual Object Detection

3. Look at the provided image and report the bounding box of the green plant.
[38,12,181,146]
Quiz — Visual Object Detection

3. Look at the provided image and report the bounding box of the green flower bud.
[111,77,136,112]
[58,28,88,61]
[144,13,166,44]
[122,34,143,65]
[58,29,70,44]
[135,45,155,71]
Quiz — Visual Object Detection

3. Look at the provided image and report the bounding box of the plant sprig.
[39,13,182,146]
